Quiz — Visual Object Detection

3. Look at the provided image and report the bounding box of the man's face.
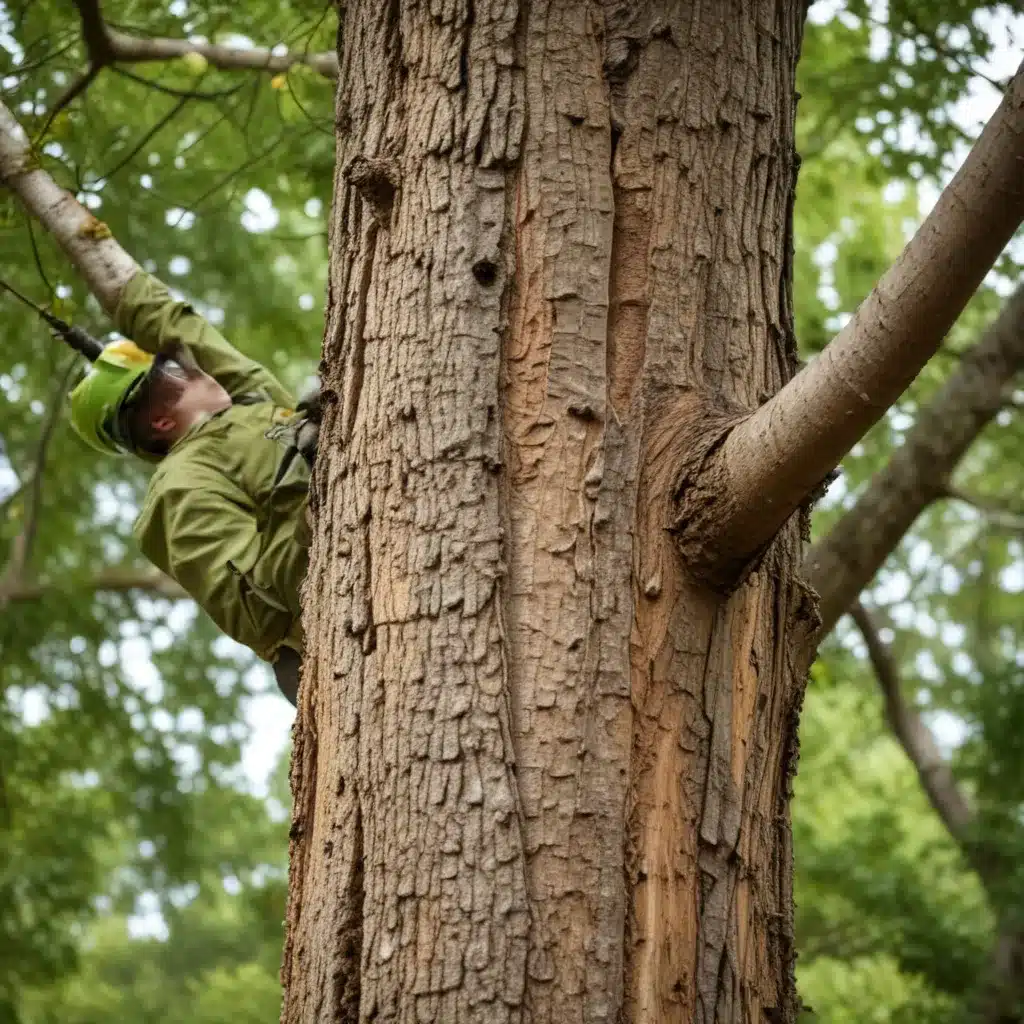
[147,358,231,437]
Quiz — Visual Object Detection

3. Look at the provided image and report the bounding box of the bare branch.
[679,62,1024,583]
[106,28,338,80]
[78,0,336,80]
[850,601,975,838]
[0,98,139,313]
[35,0,335,133]
[803,281,1024,644]
[0,567,187,603]
[947,487,1024,534]
[73,0,116,63]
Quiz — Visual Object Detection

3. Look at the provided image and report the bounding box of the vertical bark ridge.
[502,4,634,1020]
[286,2,531,1021]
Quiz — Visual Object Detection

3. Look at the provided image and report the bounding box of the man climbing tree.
[2,1,1023,1021]
[0,220,319,703]
[71,275,320,704]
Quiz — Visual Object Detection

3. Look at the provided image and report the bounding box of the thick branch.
[803,281,1024,642]
[74,0,116,63]
[106,29,338,80]
[73,0,337,80]
[681,62,1024,582]
[0,568,187,603]
[947,487,1024,534]
[0,99,138,313]
[850,601,975,838]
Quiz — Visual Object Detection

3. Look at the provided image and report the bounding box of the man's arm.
[135,469,304,663]
[114,272,295,407]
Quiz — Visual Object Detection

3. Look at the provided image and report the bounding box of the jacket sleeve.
[134,469,303,662]
[114,272,295,407]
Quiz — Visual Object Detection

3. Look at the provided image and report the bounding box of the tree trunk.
[282,3,808,1021]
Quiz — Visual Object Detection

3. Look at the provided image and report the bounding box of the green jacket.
[116,273,309,663]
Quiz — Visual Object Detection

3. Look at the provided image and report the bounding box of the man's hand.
[296,418,319,468]
[296,379,322,423]
[294,378,322,468]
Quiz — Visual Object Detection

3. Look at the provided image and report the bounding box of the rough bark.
[0,7,1018,1022]
[284,3,808,1021]
[804,281,1024,645]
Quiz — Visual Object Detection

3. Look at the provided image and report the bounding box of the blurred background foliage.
[0,0,1021,1021]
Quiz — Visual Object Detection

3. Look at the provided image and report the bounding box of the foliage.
[794,663,993,1017]
[0,0,1021,1020]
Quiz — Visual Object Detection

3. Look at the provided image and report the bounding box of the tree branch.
[67,0,336,90]
[677,61,1024,585]
[105,27,338,80]
[947,487,1024,534]
[41,0,312,134]
[850,601,975,838]
[803,281,1024,644]
[850,602,1024,1017]
[0,360,79,611]
[0,98,139,314]
[0,567,187,603]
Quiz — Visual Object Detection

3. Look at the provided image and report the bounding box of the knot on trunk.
[345,155,398,227]
[651,392,760,593]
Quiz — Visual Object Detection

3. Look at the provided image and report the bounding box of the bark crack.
[341,219,377,446]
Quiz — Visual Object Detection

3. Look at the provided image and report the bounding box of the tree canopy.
[1,0,1022,1020]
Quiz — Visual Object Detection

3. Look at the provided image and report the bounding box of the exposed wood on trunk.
[3,3,1017,1022]
[804,281,1024,647]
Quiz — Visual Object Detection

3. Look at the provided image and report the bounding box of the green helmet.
[68,339,154,458]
